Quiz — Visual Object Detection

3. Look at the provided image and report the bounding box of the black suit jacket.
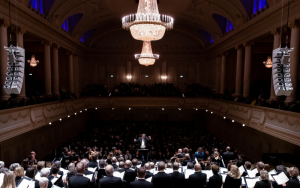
[254,180,271,188]
[151,172,173,188]
[89,161,98,168]
[188,171,207,188]
[170,171,185,188]
[130,179,153,188]
[223,152,235,161]
[98,175,124,188]
[112,164,119,170]
[47,175,64,187]
[145,171,154,179]
[135,137,150,148]
[97,168,107,180]
[69,174,90,188]
[285,177,300,188]
[207,174,223,188]
[223,175,241,188]
[124,168,137,187]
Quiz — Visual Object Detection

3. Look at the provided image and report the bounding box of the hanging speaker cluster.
[272,47,294,96]
[3,45,25,94]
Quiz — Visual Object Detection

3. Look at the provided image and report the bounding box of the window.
[62,19,69,32]
[253,0,267,14]
[80,35,85,43]
[226,20,233,32]
[30,0,43,14]
[210,35,214,43]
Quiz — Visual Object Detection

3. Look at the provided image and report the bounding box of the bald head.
[144,163,150,170]
[105,165,114,176]
[149,162,155,169]
[125,160,132,168]
[194,164,201,172]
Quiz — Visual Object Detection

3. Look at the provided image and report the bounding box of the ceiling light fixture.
[122,0,174,41]
[135,41,159,66]
[27,55,39,67]
[263,56,272,68]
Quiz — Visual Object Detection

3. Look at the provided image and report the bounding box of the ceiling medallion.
[135,41,159,66]
[122,0,174,41]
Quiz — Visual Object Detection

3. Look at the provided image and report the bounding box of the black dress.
[223,175,241,188]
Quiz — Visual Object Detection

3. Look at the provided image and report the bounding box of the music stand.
[139,149,148,162]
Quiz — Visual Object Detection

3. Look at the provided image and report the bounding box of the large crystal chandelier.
[122,0,174,41]
[135,41,159,66]
[27,55,39,67]
[263,56,272,68]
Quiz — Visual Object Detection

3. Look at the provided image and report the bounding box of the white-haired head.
[39,177,49,188]
[40,168,50,177]
[0,161,4,169]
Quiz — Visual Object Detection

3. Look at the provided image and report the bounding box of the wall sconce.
[161,76,167,79]
[126,75,132,79]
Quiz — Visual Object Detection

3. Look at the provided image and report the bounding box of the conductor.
[134,134,151,161]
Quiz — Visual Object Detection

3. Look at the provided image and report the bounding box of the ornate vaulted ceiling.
[35,0,248,48]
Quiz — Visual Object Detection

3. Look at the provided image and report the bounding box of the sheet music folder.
[271,172,289,185]
[244,177,260,188]
[16,177,32,188]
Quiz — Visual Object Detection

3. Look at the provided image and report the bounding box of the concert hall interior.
[0,0,300,188]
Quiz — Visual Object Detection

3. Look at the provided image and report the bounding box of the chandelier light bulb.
[127,75,132,79]
[27,55,39,67]
[68,115,70,118]
[224,117,226,119]
[206,110,208,112]
[59,118,62,121]
[243,124,245,126]
[85,109,87,111]
[211,112,213,114]
[49,122,52,125]
[232,120,235,122]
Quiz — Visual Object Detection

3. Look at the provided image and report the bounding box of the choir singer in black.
[134,134,151,162]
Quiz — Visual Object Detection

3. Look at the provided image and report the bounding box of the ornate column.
[270,28,281,100]
[220,53,227,95]
[52,44,60,95]
[42,40,52,95]
[243,41,254,97]
[0,19,10,100]
[235,45,243,96]
[16,27,26,99]
[286,19,300,102]
[215,55,221,93]
[68,52,74,93]
[73,54,79,96]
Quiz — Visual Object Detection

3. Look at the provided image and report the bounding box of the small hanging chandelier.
[27,55,39,67]
[135,41,159,66]
[122,0,174,41]
[263,56,272,68]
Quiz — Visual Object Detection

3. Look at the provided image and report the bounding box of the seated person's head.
[99,159,106,168]
[158,162,165,171]
[228,165,240,179]
[112,157,117,164]
[288,167,299,178]
[256,162,264,172]
[37,161,45,171]
[81,158,89,169]
[125,160,132,168]
[76,162,85,174]
[39,177,49,188]
[25,167,35,179]
[137,167,146,179]
[194,164,201,172]
[14,166,25,177]
[173,162,179,171]
[260,170,269,180]
[51,165,59,175]
[40,168,50,177]
[150,162,155,169]
[264,164,270,172]
[212,165,219,175]
[119,162,124,168]
[54,161,61,168]
[167,163,172,168]
[132,158,138,166]
[144,163,151,170]
[187,162,194,169]
[92,153,98,162]
[105,165,114,176]
[244,161,251,170]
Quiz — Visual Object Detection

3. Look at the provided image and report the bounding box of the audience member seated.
[254,170,271,188]
[98,165,124,188]
[130,167,153,188]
